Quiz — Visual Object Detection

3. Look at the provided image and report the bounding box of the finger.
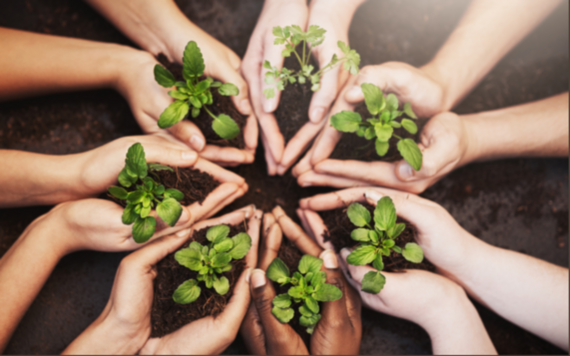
[240,303,266,355]
[273,206,322,257]
[243,113,259,153]
[203,184,248,219]
[192,204,255,231]
[186,182,240,223]
[142,141,199,168]
[262,132,280,175]
[193,157,246,185]
[167,119,207,152]
[263,212,277,237]
[217,64,253,116]
[245,209,264,269]
[296,208,315,240]
[214,268,253,335]
[123,231,189,270]
[308,67,340,124]
[277,119,327,175]
[260,36,285,113]
[199,145,253,166]
[318,250,352,324]
[299,187,368,211]
[298,209,335,251]
[259,221,282,271]
[297,169,366,188]
[291,142,316,178]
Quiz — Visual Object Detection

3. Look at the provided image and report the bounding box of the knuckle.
[253,294,274,313]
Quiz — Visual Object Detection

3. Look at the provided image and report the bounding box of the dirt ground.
[0,0,567,354]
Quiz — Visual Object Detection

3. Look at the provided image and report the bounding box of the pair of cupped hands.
[119,0,470,195]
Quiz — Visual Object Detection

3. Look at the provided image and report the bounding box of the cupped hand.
[242,0,309,174]
[64,206,261,355]
[116,51,256,166]
[292,62,449,183]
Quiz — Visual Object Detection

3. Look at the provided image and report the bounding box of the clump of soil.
[274,56,319,143]
[150,223,247,337]
[157,54,247,149]
[329,103,426,162]
[154,167,219,206]
[321,203,435,272]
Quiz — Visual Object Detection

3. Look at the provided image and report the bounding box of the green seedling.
[330,83,423,171]
[153,41,240,140]
[263,25,360,99]
[266,255,342,334]
[108,143,185,244]
[172,225,252,304]
[345,197,424,294]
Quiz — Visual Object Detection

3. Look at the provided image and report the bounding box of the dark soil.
[154,166,219,206]
[274,55,319,143]
[157,54,247,149]
[321,203,435,273]
[150,223,247,338]
[329,103,427,162]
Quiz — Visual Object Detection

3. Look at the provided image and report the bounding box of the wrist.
[419,61,454,112]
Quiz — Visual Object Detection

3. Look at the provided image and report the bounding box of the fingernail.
[240,99,252,114]
[181,150,197,161]
[251,269,266,288]
[176,228,190,237]
[189,135,205,152]
[365,190,383,203]
[263,98,276,113]
[320,249,339,269]
[310,107,325,123]
[340,248,351,259]
[346,85,362,98]
[245,268,253,283]
[398,162,414,180]
[302,182,312,187]
[177,209,191,224]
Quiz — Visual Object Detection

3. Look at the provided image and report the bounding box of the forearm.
[0,27,139,101]
[0,150,85,207]
[0,214,67,352]
[462,92,569,163]
[422,0,561,110]
[445,239,569,350]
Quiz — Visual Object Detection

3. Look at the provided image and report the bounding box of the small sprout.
[263,25,360,99]
[266,255,342,334]
[153,41,240,140]
[172,225,252,304]
[108,143,185,243]
[345,197,424,294]
[330,83,423,171]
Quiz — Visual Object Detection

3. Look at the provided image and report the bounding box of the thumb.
[125,230,189,270]
[308,61,340,124]
[216,63,253,116]
[144,142,199,168]
[260,36,286,113]
[214,268,253,335]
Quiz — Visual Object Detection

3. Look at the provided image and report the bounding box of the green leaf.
[299,304,314,317]
[212,114,240,140]
[402,242,424,263]
[374,124,393,142]
[385,93,399,112]
[175,248,203,271]
[109,186,128,200]
[330,111,362,133]
[218,83,239,96]
[264,88,275,99]
[125,143,148,179]
[273,294,292,308]
[272,306,294,323]
[374,196,397,231]
[182,41,205,80]
[361,83,385,115]
[168,90,188,100]
[132,216,156,243]
[403,102,417,119]
[148,163,173,172]
[313,283,342,302]
[212,252,232,268]
[387,223,406,239]
[392,245,402,253]
[191,106,200,118]
[310,271,327,287]
[369,230,380,244]
[375,140,389,156]
[158,100,190,129]
[156,198,183,227]
[347,203,371,227]
[189,241,203,251]
[140,205,151,218]
[127,190,146,204]
[365,126,376,140]
[347,244,377,266]
[401,119,418,134]
[122,204,138,224]
[164,188,184,201]
[361,271,386,294]
[380,111,391,124]
[305,296,319,314]
[300,313,321,328]
[372,253,384,271]
[188,96,202,108]
[118,167,137,188]
[397,138,423,171]
[213,276,230,295]
[195,79,210,94]
[298,255,323,274]
[391,121,402,128]
[288,285,305,299]
[351,228,371,242]
[154,64,176,88]
[206,225,230,243]
[383,239,395,248]
[266,258,290,283]
[229,232,251,259]
[173,279,201,304]
[214,238,234,253]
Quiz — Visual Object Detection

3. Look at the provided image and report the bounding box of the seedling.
[108,143,185,243]
[330,83,423,171]
[172,225,252,304]
[153,41,241,140]
[263,25,360,99]
[345,197,424,294]
[266,255,342,334]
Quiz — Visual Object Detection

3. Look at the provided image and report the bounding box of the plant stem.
[289,39,304,67]
[204,106,218,121]
[393,134,402,140]
[302,40,306,66]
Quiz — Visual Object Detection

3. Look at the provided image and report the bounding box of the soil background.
[0,0,567,354]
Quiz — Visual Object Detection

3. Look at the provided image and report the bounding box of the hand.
[116,51,256,166]
[296,112,473,193]
[242,0,309,174]
[64,206,262,355]
[292,62,448,181]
